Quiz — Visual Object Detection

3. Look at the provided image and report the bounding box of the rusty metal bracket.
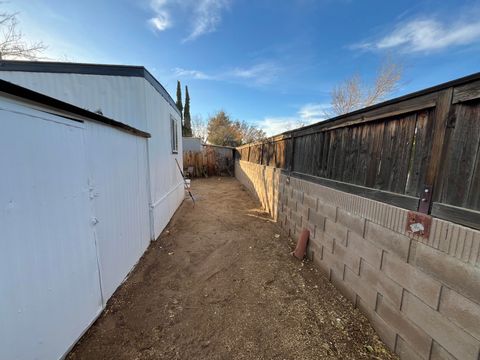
[406,211,432,238]
[418,185,433,214]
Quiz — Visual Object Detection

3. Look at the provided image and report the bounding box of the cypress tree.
[175,80,183,120]
[183,86,192,137]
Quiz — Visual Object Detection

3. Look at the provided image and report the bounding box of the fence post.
[289,133,295,173]
[419,87,454,213]
[260,143,264,165]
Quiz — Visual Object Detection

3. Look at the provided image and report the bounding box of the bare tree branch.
[329,58,403,116]
[0,11,46,60]
[191,115,208,143]
[364,57,402,107]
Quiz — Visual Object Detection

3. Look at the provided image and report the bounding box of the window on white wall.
[170,115,178,154]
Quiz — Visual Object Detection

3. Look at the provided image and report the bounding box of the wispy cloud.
[352,16,480,53]
[173,67,213,80]
[147,0,230,41]
[183,0,231,42]
[257,103,330,136]
[230,62,282,85]
[148,0,172,32]
[298,103,330,122]
[172,61,282,86]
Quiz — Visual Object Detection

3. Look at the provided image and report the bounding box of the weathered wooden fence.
[184,144,234,177]
[237,73,480,230]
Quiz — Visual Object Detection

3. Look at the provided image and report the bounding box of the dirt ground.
[68,178,397,360]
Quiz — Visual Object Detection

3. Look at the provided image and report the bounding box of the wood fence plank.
[440,103,480,207]
[390,113,417,193]
[452,80,480,104]
[290,171,419,210]
[405,110,434,197]
[432,203,480,231]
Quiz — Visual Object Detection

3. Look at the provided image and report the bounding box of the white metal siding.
[0,70,185,240]
[0,99,103,360]
[0,95,153,360]
[144,81,184,239]
[85,121,151,301]
[0,72,148,130]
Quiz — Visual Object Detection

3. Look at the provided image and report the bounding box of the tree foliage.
[330,57,402,116]
[183,85,193,137]
[175,80,183,120]
[0,11,46,60]
[206,111,266,147]
[239,121,266,144]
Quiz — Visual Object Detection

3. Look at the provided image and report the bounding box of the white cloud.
[257,117,301,137]
[172,61,282,85]
[147,0,230,40]
[298,103,330,122]
[257,103,330,136]
[183,0,231,42]
[173,67,213,80]
[148,0,172,32]
[352,16,480,53]
[230,62,281,85]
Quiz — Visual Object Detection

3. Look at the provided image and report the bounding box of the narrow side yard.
[68,178,396,360]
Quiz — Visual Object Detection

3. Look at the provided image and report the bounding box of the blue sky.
[5,0,480,135]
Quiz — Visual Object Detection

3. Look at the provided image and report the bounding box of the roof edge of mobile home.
[0,78,151,138]
[0,60,180,116]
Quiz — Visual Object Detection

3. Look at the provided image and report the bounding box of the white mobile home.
[0,60,184,242]
[0,62,184,360]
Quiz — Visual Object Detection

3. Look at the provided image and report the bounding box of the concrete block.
[292,188,303,203]
[308,209,326,231]
[395,336,425,360]
[402,291,480,360]
[325,219,348,247]
[344,267,377,309]
[365,221,411,261]
[317,201,337,221]
[313,246,331,278]
[357,297,397,351]
[430,341,456,360]
[322,248,345,279]
[337,208,366,236]
[307,240,322,263]
[360,259,403,309]
[315,231,334,254]
[382,252,441,309]
[333,240,361,275]
[439,287,480,341]
[297,202,309,220]
[302,220,316,240]
[303,194,317,211]
[291,210,302,227]
[413,242,480,305]
[377,295,432,359]
[331,270,356,304]
[347,232,383,269]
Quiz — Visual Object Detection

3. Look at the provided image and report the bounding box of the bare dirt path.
[68,178,397,360]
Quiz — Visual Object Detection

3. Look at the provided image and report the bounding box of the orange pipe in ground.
[292,229,310,260]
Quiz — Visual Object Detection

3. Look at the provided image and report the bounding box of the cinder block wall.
[235,160,279,220]
[235,160,480,360]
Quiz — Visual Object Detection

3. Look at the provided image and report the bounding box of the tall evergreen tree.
[183,86,193,137]
[175,80,183,120]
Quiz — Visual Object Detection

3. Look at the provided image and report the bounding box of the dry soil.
[67,178,397,360]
